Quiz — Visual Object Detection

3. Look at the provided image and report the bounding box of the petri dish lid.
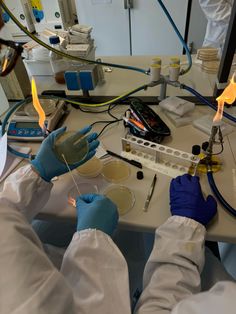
[24,99,57,116]
[103,185,135,216]
[53,131,88,165]
[77,156,103,178]
[101,159,130,183]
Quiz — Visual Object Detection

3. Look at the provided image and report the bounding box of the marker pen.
[129,118,148,131]
[123,117,147,133]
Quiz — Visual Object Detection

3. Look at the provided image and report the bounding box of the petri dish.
[68,182,98,207]
[24,99,56,116]
[101,159,130,183]
[103,185,135,216]
[53,131,89,165]
[77,156,103,178]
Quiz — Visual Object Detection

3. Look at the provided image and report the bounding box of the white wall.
[188,0,208,52]
[131,0,188,56]
[76,0,189,56]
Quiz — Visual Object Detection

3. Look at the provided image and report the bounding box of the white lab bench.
[3,55,236,243]
[34,55,217,97]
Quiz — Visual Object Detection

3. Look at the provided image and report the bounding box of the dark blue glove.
[31,125,99,182]
[76,194,118,236]
[170,174,217,226]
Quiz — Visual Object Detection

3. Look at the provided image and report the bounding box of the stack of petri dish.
[101,159,135,215]
[77,156,103,178]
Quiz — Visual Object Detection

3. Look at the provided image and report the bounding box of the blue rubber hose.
[156,0,192,75]
[1,98,32,159]
[207,171,236,217]
[182,84,236,124]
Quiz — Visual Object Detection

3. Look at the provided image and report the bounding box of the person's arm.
[0,125,99,222]
[199,0,232,48]
[0,126,99,313]
[61,194,132,314]
[0,164,53,221]
[199,0,232,22]
[135,174,217,314]
[135,216,205,314]
[0,170,75,313]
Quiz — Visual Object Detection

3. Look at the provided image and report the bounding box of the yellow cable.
[0,1,149,108]
[62,84,148,107]
[0,1,148,74]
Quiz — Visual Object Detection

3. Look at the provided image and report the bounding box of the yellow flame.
[31,77,46,130]
[2,58,9,72]
[68,196,76,207]
[214,72,236,122]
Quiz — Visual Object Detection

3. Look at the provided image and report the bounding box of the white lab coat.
[134,216,236,314]
[0,165,131,314]
[0,164,235,314]
[199,0,233,49]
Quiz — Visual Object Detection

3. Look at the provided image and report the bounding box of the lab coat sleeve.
[61,229,132,314]
[171,281,236,314]
[135,216,206,314]
[199,0,232,22]
[0,164,53,221]
[199,0,232,48]
[0,165,75,313]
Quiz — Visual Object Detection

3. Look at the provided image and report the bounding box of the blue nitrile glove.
[170,174,217,226]
[31,125,99,182]
[76,194,119,236]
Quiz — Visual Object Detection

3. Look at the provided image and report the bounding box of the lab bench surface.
[30,103,236,244]
[33,54,217,98]
[3,54,236,243]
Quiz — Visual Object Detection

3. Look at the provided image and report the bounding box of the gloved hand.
[31,125,99,182]
[170,174,217,226]
[76,194,119,236]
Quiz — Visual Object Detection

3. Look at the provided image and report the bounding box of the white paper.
[0,84,10,116]
[95,144,107,159]
[0,145,31,183]
[0,133,8,177]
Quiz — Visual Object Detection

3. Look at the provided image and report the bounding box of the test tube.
[169,64,180,81]
[169,57,180,65]
[152,57,162,65]
[150,64,161,82]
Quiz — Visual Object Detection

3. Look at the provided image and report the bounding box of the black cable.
[90,117,123,139]
[70,100,123,138]
[96,120,122,138]
[78,101,123,138]
[90,119,118,127]
[107,103,120,120]
[77,106,111,114]
[212,144,224,156]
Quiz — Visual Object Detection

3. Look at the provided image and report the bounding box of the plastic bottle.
[49,36,68,84]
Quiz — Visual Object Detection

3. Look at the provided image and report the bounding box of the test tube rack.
[121,134,200,178]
